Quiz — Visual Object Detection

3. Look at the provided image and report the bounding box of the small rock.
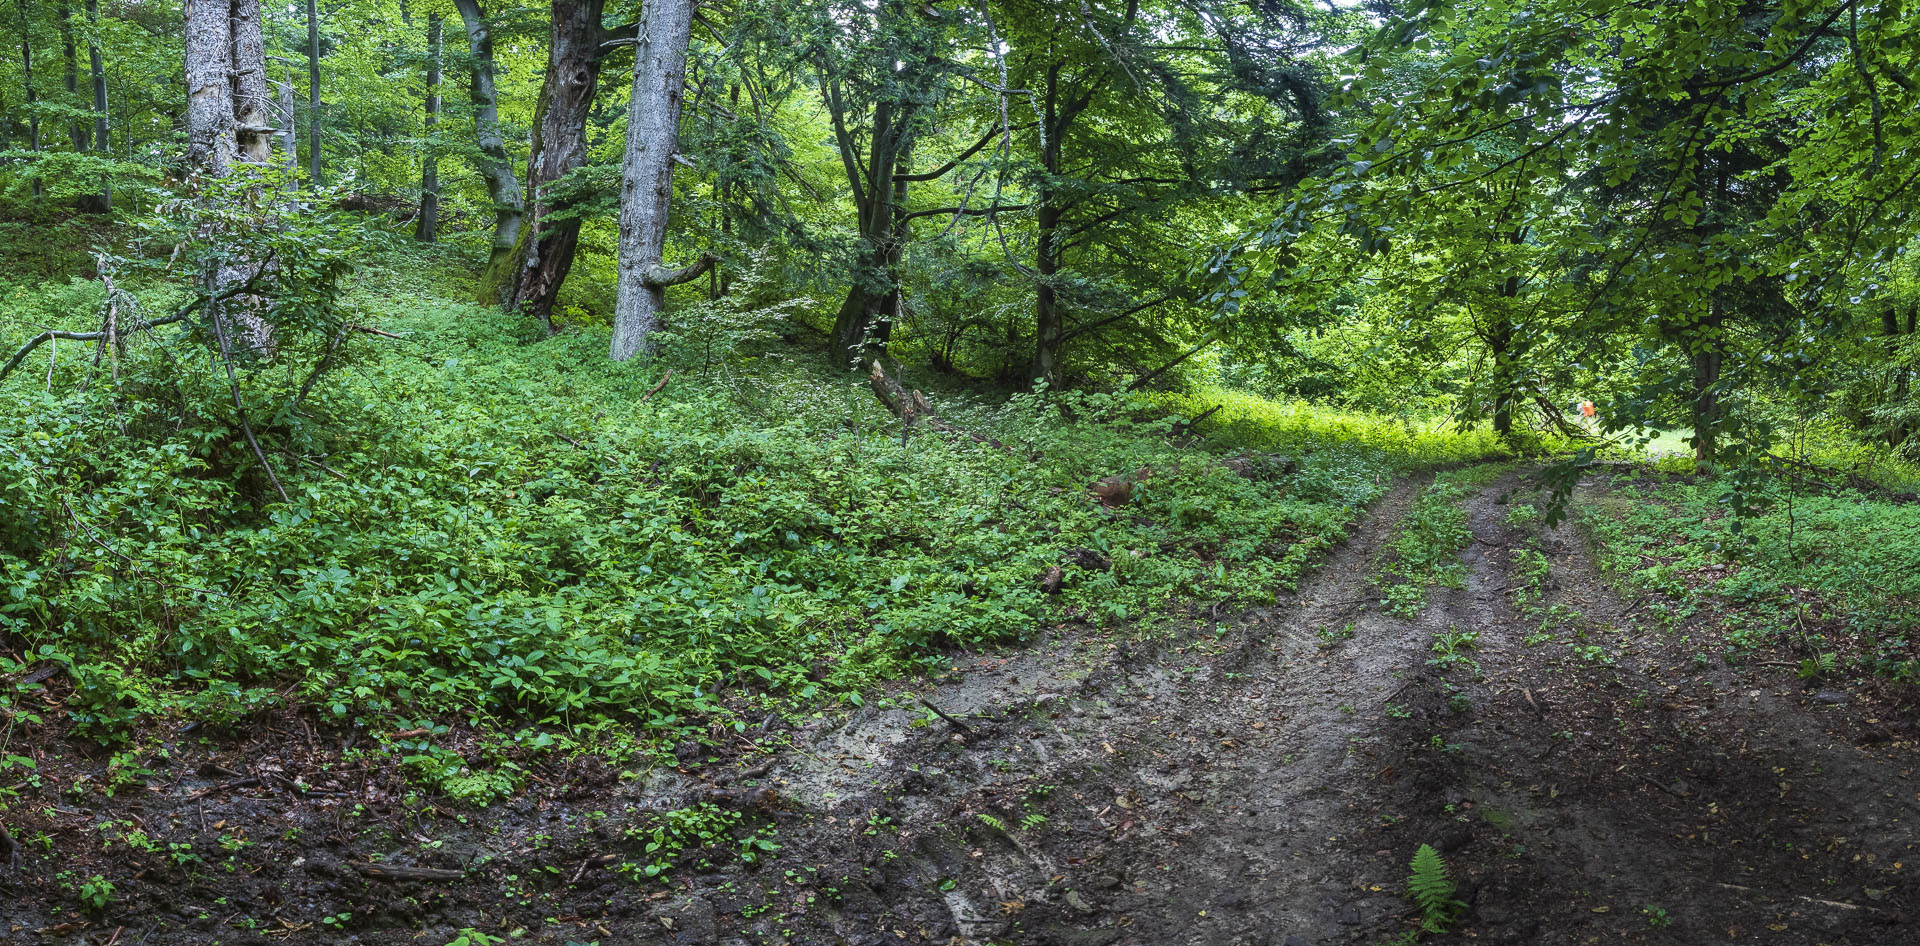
[656,896,718,946]
[1064,889,1096,914]
[1812,690,1851,704]
[1092,874,1121,890]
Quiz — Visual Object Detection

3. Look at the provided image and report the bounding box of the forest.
[0,0,1918,943]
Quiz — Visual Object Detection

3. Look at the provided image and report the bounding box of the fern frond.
[1407,843,1462,931]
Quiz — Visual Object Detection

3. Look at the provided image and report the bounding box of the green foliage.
[1406,843,1463,933]
[3,246,1519,746]
[1579,475,1920,678]
[1378,465,1511,616]
[624,803,779,881]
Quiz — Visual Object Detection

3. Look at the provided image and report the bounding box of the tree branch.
[643,253,719,288]
[899,203,1029,224]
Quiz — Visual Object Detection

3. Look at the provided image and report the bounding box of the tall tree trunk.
[610,0,698,362]
[499,0,607,327]
[182,0,234,173]
[60,1,82,151]
[17,0,41,197]
[1490,227,1527,439]
[1024,58,1105,389]
[1028,203,1064,387]
[1690,301,1724,469]
[305,0,320,183]
[415,12,441,242]
[78,0,105,210]
[229,0,271,165]
[275,65,296,177]
[453,0,525,291]
[827,94,910,368]
[183,0,273,353]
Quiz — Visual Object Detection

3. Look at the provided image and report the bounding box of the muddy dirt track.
[4,471,1918,945]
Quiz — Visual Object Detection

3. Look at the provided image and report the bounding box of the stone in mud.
[1811,690,1851,704]
[654,895,717,945]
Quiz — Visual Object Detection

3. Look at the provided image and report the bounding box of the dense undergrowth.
[1579,475,1920,681]
[0,246,1509,751]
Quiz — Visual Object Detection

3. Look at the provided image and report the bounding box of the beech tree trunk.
[610,0,698,362]
[453,0,525,288]
[61,1,83,151]
[501,0,607,327]
[79,0,106,210]
[824,87,912,369]
[415,12,441,242]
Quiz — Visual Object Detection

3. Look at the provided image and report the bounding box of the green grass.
[1157,384,1511,472]
[0,246,1505,752]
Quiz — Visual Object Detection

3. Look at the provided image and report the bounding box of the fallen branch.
[344,324,405,340]
[0,312,191,383]
[642,368,674,402]
[918,698,974,737]
[867,361,1007,450]
[349,862,466,882]
[1170,404,1223,438]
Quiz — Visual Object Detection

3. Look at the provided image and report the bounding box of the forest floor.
[5,469,1918,946]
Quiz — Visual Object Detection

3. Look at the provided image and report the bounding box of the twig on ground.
[918,698,975,737]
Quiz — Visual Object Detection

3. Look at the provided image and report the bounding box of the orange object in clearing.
[1579,400,1596,418]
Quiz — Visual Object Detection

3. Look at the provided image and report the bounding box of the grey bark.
[609,0,697,362]
[61,1,83,151]
[305,0,319,182]
[183,0,235,173]
[452,0,524,282]
[229,0,272,165]
[182,0,273,353]
[416,12,441,242]
[275,65,296,176]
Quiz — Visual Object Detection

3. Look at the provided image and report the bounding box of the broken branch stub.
[866,361,1009,450]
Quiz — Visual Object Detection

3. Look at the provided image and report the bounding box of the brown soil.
[3,472,1916,945]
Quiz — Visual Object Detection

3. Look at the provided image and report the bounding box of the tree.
[305,0,320,183]
[183,0,236,172]
[497,0,610,328]
[79,0,105,211]
[16,0,41,197]
[181,0,276,353]
[453,0,526,291]
[416,11,441,242]
[610,0,709,362]
[804,0,989,368]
